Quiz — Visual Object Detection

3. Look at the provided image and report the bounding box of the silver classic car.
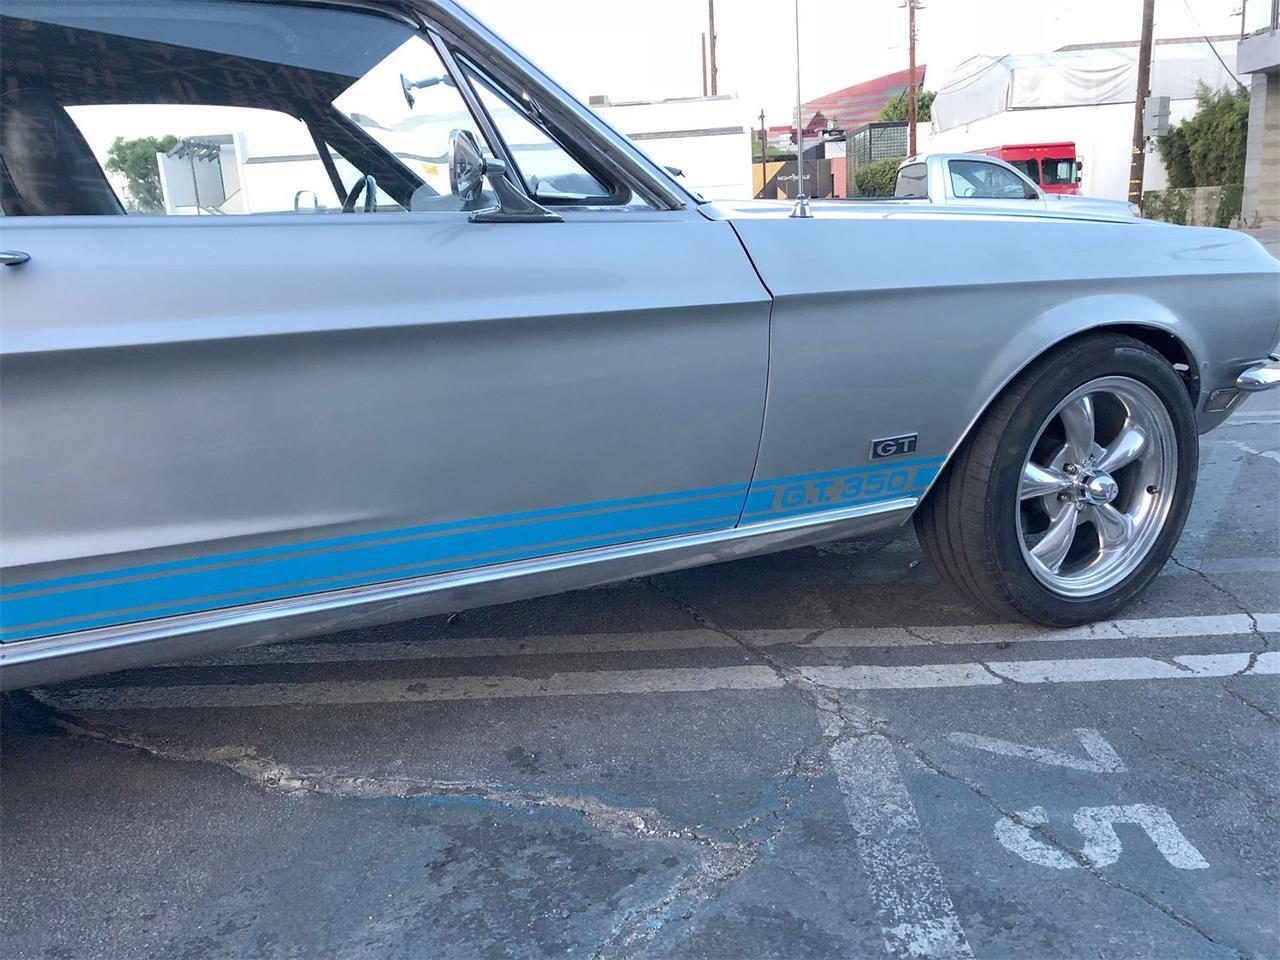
[1,0,1278,688]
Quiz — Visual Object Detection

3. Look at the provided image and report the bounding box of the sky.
[464,0,1242,127]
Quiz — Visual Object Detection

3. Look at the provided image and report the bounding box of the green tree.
[878,89,935,123]
[1156,84,1247,188]
[1156,126,1193,188]
[104,134,178,211]
[854,156,905,197]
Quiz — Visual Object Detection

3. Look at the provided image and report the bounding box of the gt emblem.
[870,433,919,460]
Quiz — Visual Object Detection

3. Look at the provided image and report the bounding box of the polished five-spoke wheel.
[1016,376,1177,597]
[915,334,1197,626]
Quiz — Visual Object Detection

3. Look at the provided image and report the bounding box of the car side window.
[461,61,629,206]
[0,1,497,217]
[947,160,1031,200]
[1008,159,1040,183]
[894,163,928,199]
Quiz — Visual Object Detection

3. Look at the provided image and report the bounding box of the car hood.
[1045,195,1138,218]
[699,198,1146,226]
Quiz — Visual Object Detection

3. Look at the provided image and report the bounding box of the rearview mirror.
[448,129,561,224]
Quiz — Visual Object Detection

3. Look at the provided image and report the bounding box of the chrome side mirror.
[448,129,561,224]
[449,128,487,203]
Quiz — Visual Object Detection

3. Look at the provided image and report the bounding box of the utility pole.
[701,33,708,96]
[707,0,719,95]
[1127,0,1156,206]
[759,109,768,198]
[907,0,919,156]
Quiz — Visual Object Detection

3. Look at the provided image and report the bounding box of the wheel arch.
[919,298,1202,508]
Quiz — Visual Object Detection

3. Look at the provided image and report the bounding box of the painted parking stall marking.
[40,648,1280,711]
[946,729,1126,773]
[180,610,1280,667]
[942,725,1212,877]
[832,734,975,959]
[995,805,1210,871]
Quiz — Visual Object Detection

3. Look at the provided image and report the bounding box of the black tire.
[914,333,1198,626]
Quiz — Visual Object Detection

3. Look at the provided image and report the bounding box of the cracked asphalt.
[2,392,1277,960]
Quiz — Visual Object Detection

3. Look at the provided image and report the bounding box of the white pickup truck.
[892,154,1141,218]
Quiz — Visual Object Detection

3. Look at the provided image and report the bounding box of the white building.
[592,93,754,200]
[928,41,1240,201]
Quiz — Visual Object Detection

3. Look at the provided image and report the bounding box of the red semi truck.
[975,143,1083,196]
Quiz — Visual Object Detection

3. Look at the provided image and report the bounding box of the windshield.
[1041,157,1077,186]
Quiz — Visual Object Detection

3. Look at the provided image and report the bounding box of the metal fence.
[845,122,909,170]
[844,121,909,196]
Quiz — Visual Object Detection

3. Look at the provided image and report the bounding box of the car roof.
[902,154,1017,164]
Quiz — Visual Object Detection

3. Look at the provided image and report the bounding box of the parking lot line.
[183,611,1280,666]
[1219,415,1280,424]
[755,612,1280,649]
[186,629,739,665]
[41,649,1279,711]
[832,734,975,959]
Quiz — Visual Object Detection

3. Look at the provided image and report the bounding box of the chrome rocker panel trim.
[0,497,916,690]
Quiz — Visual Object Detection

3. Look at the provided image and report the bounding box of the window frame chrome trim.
[424,28,525,197]
[411,1,693,211]
[451,52,633,207]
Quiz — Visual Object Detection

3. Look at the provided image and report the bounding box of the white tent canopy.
[933,43,1240,132]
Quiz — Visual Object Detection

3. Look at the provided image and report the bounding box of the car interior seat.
[0,86,126,216]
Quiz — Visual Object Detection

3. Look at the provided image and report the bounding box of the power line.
[1178,0,1246,89]
[935,55,1010,96]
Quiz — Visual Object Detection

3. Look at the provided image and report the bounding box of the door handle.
[1,251,31,267]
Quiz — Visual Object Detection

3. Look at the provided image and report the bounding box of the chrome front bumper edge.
[1237,356,1280,392]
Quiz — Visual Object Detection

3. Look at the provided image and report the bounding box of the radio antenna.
[790,0,812,218]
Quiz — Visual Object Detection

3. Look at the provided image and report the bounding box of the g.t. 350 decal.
[743,458,942,522]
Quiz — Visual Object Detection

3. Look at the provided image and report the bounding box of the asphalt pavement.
[3,391,1277,960]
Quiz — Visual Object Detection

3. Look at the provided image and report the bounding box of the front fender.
[728,212,1278,499]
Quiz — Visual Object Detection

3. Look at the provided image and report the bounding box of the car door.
[944,158,1047,211]
[0,0,770,643]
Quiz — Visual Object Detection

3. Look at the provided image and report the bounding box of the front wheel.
[915,333,1198,626]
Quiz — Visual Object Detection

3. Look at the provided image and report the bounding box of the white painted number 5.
[994,804,1210,870]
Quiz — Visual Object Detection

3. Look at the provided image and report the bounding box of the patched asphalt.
[2,392,1277,960]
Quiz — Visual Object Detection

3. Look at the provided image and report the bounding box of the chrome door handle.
[1,251,31,267]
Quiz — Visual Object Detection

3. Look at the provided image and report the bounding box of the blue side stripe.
[0,458,945,641]
[0,494,747,633]
[0,481,752,597]
[0,519,733,642]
